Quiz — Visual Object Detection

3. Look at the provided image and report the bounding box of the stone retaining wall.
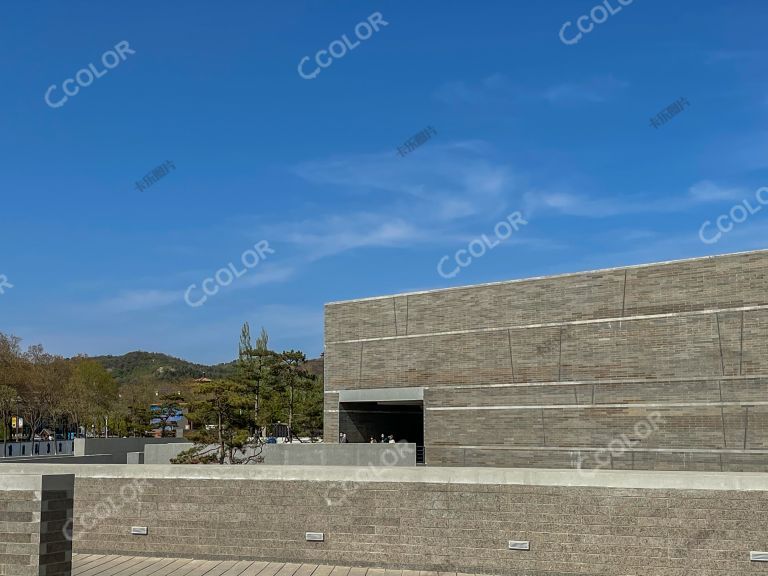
[1,465,767,575]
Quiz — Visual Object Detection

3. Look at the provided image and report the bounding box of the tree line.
[0,325,322,450]
[0,332,121,441]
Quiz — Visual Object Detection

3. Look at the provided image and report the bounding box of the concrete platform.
[72,554,481,576]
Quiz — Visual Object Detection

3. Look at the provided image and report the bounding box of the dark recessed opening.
[339,401,424,448]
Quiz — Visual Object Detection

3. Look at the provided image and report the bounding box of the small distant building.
[149,404,185,438]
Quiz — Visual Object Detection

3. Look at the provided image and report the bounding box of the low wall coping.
[0,473,75,492]
[0,464,767,491]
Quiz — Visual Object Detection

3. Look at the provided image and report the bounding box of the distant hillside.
[91,351,237,387]
[91,351,323,388]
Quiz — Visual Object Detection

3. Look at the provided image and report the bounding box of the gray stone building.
[324,249,768,470]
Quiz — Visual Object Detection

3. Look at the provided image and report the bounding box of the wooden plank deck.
[71,555,480,576]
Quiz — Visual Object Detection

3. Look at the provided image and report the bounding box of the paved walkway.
[72,554,476,576]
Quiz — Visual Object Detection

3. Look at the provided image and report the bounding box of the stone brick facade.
[324,250,768,469]
[0,474,74,576]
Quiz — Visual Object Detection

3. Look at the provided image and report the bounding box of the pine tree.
[238,324,275,437]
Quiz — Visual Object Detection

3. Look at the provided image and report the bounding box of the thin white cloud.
[543,76,628,105]
[433,74,520,106]
[283,141,538,260]
[274,214,430,260]
[239,264,296,287]
[434,74,628,108]
[688,180,747,202]
[705,50,766,64]
[524,180,758,219]
[92,143,523,311]
[96,289,181,313]
[523,190,646,218]
[93,264,295,315]
[294,141,513,224]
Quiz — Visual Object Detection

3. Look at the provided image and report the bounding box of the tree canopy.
[0,326,322,449]
[172,323,323,464]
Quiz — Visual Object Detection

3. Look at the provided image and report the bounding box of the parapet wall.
[1,440,74,459]
[1,464,767,575]
[74,437,190,463]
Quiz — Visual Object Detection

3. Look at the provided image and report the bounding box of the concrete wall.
[0,454,114,464]
[142,442,193,464]
[324,250,768,470]
[1,464,768,575]
[0,441,74,458]
[74,437,190,463]
[0,473,73,576]
[126,452,144,464]
[143,442,416,466]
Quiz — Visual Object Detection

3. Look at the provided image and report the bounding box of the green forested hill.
[91,351,237,387]
[90,350,324,389]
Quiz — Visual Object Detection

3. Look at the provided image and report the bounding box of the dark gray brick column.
[0,474,74,576]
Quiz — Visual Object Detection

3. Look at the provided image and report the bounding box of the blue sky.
[1,0,767,363]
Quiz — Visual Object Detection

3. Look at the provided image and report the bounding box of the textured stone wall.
[324,250,768,470]
[144,442,416,466]
[0,474,74,576]
[7,465,762,576]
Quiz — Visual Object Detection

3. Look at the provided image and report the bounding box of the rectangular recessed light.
[131,526,148,536]
[306,532,324,542]
[508,540,530,551]
[751,552,768,562]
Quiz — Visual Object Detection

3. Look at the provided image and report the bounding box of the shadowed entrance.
[339,401,423,446]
